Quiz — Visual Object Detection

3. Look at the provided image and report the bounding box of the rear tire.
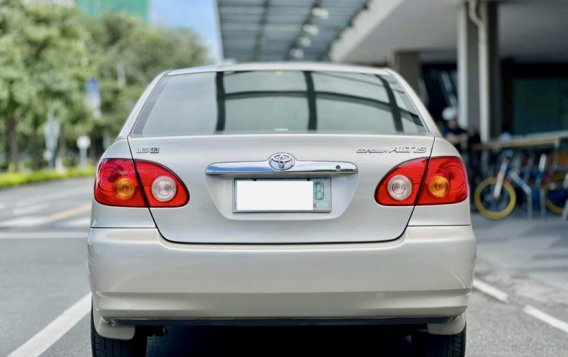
[91,308,147,357]
[412,327,466,357]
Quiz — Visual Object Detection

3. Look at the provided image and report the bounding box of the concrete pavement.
[473,212,568,291]
[1,178,567,356]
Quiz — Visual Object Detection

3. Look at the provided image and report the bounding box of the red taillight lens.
[375,156,468,206]
[95,159,146,207]
[417,157,468,205]
[134,160,189,207]
[95,159,189,207]
[375,159,428,205]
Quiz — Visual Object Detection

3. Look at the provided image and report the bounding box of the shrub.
[0,167,95,188]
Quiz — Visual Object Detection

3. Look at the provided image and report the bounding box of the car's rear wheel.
[412,327,466,357]
[91,309,147,357]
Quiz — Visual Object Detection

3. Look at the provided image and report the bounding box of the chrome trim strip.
[206,160,358,176]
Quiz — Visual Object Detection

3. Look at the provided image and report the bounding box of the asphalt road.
[1,177,567,356]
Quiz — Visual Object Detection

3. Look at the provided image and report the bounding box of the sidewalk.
[473,212,568,291]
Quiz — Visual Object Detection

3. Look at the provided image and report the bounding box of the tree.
[0,4,210,171]
[0,1,90,171]
[88,12,208,85]
[0,0,36,171]
[24,4,90,169]
[85,13,209,157]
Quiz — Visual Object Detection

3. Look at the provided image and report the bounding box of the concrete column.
[390,51,422,96]
[458,1,501,142]
[457,1,480,134]
[483,1,502,139]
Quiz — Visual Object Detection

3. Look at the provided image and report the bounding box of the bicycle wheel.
[544,173,568,215]
[474,177,517,219]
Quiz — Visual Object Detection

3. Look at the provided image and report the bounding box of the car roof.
[167,62,392,76]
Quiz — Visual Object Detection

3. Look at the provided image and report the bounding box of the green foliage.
[25,5,91,118]
[0,0,35,114]
[0,1,90,171]
[88,13,208,85]
[0,166,95,188]
[0,1,209,172]
[85,12,208,150]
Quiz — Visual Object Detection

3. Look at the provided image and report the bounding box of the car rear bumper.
[88,225,476,325]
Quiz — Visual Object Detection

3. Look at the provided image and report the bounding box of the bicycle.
[543,170,568,216]
[474,154,534,219]
[475,152,568,219]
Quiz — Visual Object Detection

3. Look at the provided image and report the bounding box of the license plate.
[234,179,331,212]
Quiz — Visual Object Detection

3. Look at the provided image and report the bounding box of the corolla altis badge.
[269,153,295,170]
[356,146,428,154]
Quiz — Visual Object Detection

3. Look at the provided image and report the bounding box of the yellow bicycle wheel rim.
[474,177,517,219]
[544,173,567,215]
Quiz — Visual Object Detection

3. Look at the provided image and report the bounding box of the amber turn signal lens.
[114,177,136,200]
[428,176,449,198]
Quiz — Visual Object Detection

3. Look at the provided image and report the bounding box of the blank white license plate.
[234,180,314,212]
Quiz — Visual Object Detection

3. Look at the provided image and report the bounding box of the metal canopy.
[218,0,369,62]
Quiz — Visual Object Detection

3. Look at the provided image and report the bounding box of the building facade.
[75,0,148,21]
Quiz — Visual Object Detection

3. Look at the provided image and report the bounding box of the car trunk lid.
[128,134,434,244]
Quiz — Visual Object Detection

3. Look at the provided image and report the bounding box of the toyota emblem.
[269,153,295,171]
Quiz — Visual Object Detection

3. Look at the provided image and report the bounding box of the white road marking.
[15,187,90,206]
[473,279,509,303]
[524,305,568,335]
[0,204,91,228]
[7,293,91,357]
[11,204,48,216]
[0,231,87,239]
[0,217,51,228]
[60,217,91,227]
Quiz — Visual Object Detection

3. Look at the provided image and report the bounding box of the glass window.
[317,98,396,133]
[134,70,426,136]
[225,97,308,133]
[141,73,217,136]
[224,71,306,93]
[312,72,389,103]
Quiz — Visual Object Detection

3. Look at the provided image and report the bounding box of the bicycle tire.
[474,177,517,219]
[544,172,568,215]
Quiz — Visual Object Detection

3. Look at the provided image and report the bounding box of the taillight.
[134,160,189,207]
[95,159,189,207]
[95,159,146,207]
[417,157,468,205]
[375,159,428,205]
[375,156,467,206]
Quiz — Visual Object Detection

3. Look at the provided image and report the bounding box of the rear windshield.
[133,70,427,136]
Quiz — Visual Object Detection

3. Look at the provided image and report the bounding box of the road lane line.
[7,293,91,357]
[15,187,90,206]
[12,204,48,216]
[48,203,91,221]
[473,279,509,303]
[0,231,87,239]
[60,217,91,227]
[0,204,91,228]
[0,217,51,228]
[524,305,568,334]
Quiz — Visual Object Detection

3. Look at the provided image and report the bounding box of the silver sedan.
[89,63,476,357]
